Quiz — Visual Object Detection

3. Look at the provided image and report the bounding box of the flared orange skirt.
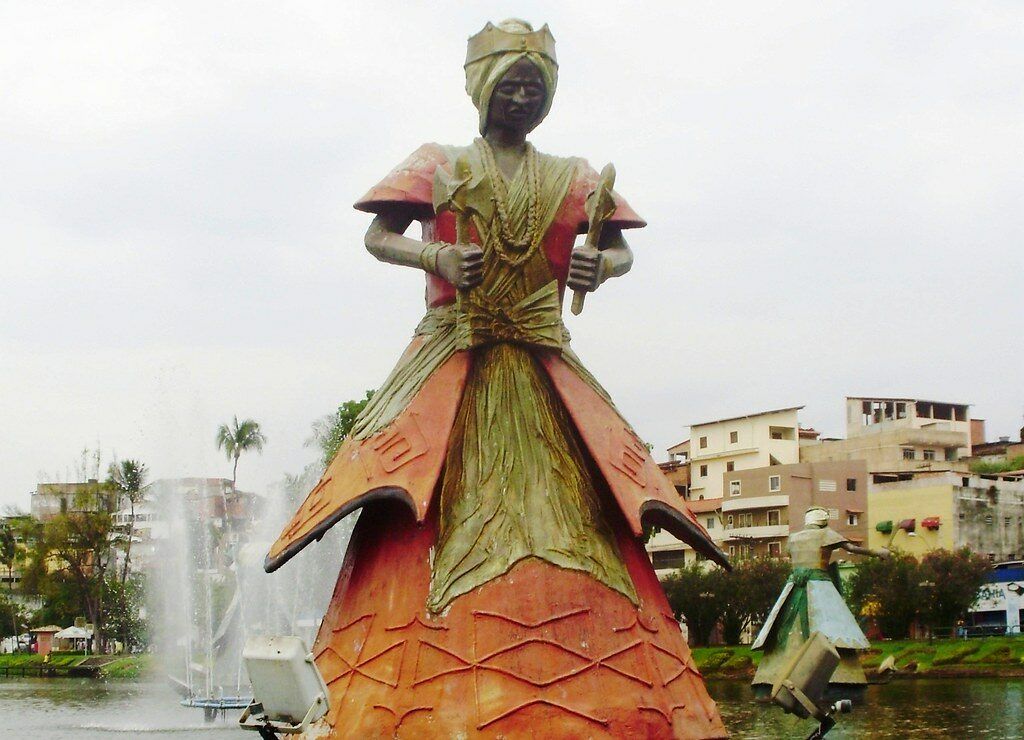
[312,499,727,738]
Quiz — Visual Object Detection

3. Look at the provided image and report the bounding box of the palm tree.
[107,459,148,585]
[215,416,267,489]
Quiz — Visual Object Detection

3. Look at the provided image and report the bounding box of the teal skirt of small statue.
[751,567,870,688]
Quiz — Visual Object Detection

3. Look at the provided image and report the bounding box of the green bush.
[696,649,733,673]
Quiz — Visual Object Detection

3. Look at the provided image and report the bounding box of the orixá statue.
[751,507,889,700]
[267,19,729,738]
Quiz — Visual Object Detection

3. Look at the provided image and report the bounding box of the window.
[847,512,859,526]
[651,550,687,570]
[902,448,915,460]
[828,508,840,520]
[705,516,716,530]
[959,511,966,520]
[846,478,857,492]
[769,475,781,492]
[988,553,996,563]
[818,479,837,492]
[726,461,735,472]
[923,449,936,461]
[728,545,736,557]
[699,464,708,477]
[771,430,782,440]
[985,514,993,525]
[738,513,753,528]
[767,509,780,526]
[1006,517,1013,527]
[946,449,958,462]
[60,498,68,514]
[768,541,782,557]
[729,480,741,496]
[699,436,708,449]
[729,431,738,444]
[726,515,734,528]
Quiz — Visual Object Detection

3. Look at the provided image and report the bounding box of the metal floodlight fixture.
[239,636,329,738]
[770,631,852,739]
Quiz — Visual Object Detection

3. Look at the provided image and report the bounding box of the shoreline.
[693,635,1024,681]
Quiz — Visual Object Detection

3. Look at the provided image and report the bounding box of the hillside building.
[867,470,1024,562]
[687,407,803,501]
[721,460,869,561]
[800,397,972,473]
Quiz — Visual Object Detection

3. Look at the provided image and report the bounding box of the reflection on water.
[708,678,1024,739]
[0,679,238,739]
[0,677,1021,738]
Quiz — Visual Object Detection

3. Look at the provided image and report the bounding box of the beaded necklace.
[474,138,543,267]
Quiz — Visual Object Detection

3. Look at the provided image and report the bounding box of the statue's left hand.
[567,247,608,293]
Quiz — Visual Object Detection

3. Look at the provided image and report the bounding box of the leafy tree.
[107,459,148,585]
[919,548,993,636]
[0,595,25,639]
[308,391,374,467]
[215,416,267,487]
[0,522,17,639]
[39,482,117,651]
[103,573,148,652]
[714,557,791,644]
[849,550,922,639]
[662,563,722,646]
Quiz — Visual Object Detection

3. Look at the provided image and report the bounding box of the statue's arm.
[364,211,483,289]
[567,226,633,294]
[839,541,891,559]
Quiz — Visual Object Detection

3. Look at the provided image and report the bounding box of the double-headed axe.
[570,163,617,316]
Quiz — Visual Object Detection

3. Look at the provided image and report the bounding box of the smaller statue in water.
[751,507,889,700]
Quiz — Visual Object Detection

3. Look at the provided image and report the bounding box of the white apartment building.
[688,407,803,500]
[648,406,803,572]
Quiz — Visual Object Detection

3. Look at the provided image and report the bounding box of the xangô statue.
[751,506,890,701]
[267,19,730,738]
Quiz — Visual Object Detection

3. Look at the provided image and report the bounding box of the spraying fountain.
[148,472,348,721]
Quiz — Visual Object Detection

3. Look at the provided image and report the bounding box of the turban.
[465,19,558,135]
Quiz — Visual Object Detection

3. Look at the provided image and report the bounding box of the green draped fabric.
[772,568,834,650]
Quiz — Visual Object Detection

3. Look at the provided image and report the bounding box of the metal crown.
[465,22,557,66]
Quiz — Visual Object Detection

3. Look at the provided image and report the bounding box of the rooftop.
[847,396,970,407]
[690,405,804,429]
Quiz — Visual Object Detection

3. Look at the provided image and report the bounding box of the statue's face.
[488,57,547,134]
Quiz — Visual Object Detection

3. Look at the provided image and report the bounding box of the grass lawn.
[692,636,1024,678]
[0,652,155,679]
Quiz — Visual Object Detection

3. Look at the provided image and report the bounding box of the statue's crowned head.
[465,19,558,135]
[804,507,830,529]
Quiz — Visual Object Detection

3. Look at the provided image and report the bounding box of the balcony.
[721,494,788,512]
[723,524,789,540]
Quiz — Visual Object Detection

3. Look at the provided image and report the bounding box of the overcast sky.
[2,2,1021,511]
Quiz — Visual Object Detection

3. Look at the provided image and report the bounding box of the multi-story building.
[867,470,1024,561]
[30,480,117,522]
[800,397,972,473]
[648,407,805,571]
[721,460,869,560]
[687,407,803,501]
[647,498,723,575]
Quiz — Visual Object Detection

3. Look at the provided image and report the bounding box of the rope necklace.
[474,138,543,267]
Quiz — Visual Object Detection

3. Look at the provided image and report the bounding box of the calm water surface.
[709,678,1024,738]
[0,677,1021,738]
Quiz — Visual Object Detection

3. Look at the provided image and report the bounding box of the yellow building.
[868,471,1024,561]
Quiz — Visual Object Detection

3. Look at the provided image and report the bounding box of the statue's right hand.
[437,243,484,289]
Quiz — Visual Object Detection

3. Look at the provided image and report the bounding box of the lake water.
[0,677,1021,738]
